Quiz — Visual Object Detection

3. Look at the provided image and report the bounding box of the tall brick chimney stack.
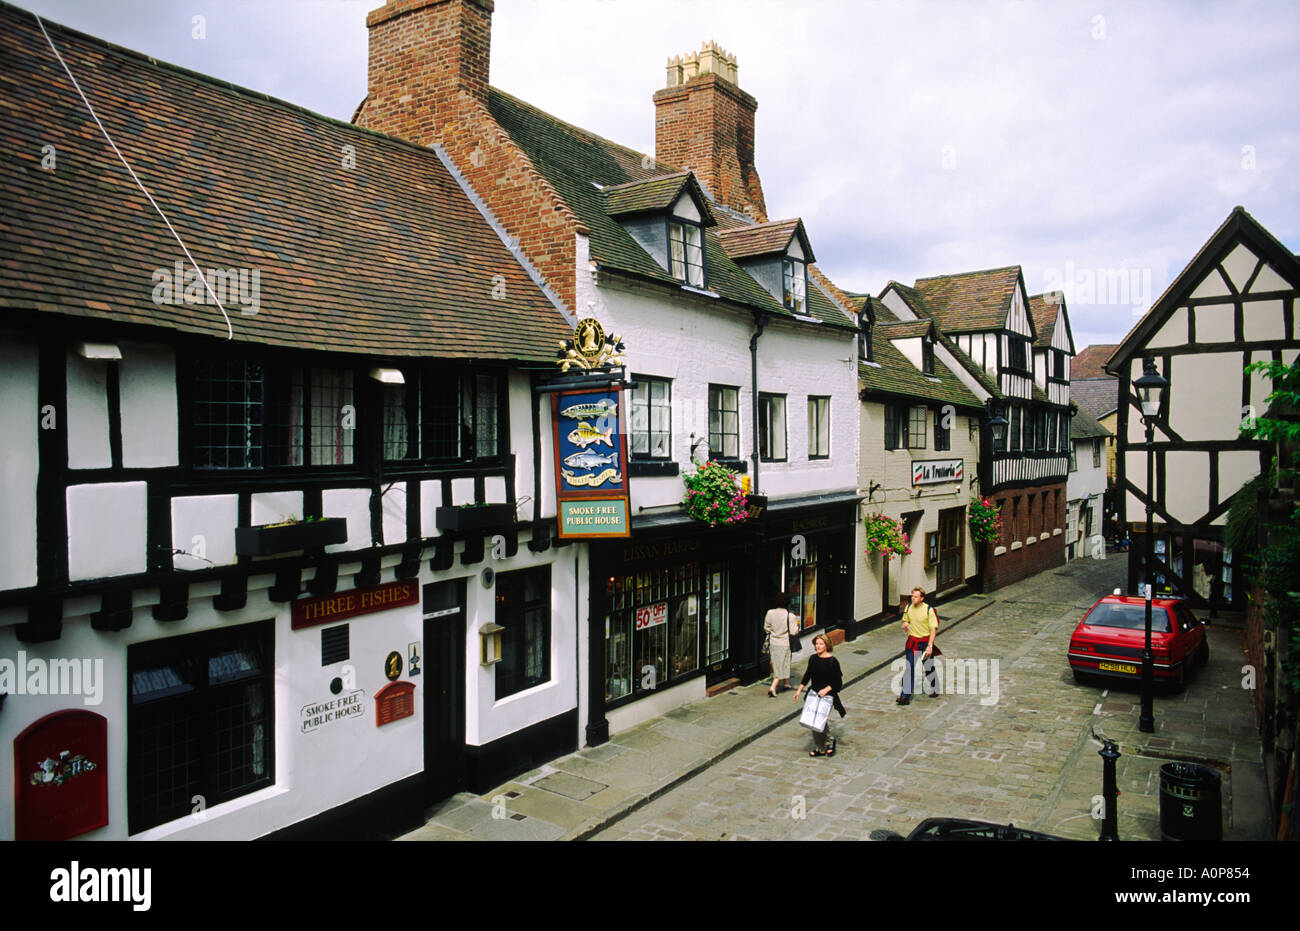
[358,0,493,144]
[654,41,767,222]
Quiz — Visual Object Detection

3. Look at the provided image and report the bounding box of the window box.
[434,503,516,532]
[235,517,348,556]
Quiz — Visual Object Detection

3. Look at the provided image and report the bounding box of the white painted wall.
[67,482,147,580]
[66,352,111,470]
[119,342,178,468]
[0,334,38,590]
[172,494,239,569]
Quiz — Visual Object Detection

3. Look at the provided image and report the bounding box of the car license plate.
[1099,661,1137,674]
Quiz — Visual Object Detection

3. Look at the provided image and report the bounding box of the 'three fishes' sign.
[552,386,630,538]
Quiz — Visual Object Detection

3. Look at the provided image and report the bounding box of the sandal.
[809,748,826,757]
[826,739,836,757]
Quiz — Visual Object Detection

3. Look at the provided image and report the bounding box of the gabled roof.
[0,3,570,360]
[1028,293,1060,349]
[912,266,1024,333]
[717,218,815,263]
[1108,206,1300,374]
[1072,344,1119,380]
[602,172,716,225]
[486,88,853,331]
[1070,405,1111,441]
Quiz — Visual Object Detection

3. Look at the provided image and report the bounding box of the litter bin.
[1158,763,1222,841]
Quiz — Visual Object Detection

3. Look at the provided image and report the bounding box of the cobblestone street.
[403,550,1269,842]
[589,554,1266,841]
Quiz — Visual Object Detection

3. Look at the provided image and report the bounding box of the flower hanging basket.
[969,496,1003,544]
[682,459,748,528]
[863,512,911,561]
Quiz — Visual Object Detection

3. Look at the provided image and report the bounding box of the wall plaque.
[14,710,108,840]
[375,681,416,726]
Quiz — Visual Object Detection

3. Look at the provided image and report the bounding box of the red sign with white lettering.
[14,710,109,840]
[375,681,416,726]
[634,602,668,630]
[291,580,419,630]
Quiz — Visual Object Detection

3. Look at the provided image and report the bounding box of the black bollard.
[1099,739,1120,841]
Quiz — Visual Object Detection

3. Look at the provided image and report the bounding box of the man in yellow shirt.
[897,586,940,705]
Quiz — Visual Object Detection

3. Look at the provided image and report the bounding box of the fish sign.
[552,386,630,537]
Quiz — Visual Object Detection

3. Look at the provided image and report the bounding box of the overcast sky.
[17,0,1300,350]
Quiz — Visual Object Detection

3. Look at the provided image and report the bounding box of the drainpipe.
[750,311,768,493]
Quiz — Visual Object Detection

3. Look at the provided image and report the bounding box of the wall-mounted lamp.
[479,623,505,665]
[74,341,121,360]
[688,434,709,462]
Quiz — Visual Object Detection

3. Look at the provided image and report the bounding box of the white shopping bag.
[800,691,833,732]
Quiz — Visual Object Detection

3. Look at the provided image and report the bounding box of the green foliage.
[1224,471,1268,561]
[968,497,1003,544]
[863,513,910,561]
[1241,359,1300,444]
[682,459,748,527]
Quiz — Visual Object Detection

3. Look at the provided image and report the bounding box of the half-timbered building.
[879,267,1074,589]
[854,296,985,620]
[0,3,579,840]
[1107,206,1300,609]
[354,1,862,741]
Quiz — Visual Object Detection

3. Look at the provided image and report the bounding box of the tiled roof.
[877,319,932,339]
[486,88,854,332]
[1028,293,1061,348]
[1072,378,1119,421]
[1070,404,1111,440]
[913,266,1022,332]
[603,173,715,224]
[941,338,1002,399]
[717,219,811,261]
[1072,344,1118,380]
[859,336,983,412]
[0,3,570,360]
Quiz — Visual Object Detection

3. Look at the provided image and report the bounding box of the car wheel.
[1072,669,1089,686]
[1170,664,1186,694]
[1196,640,1209,667]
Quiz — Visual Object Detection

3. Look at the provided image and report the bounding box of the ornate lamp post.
[1134,356,1169,734]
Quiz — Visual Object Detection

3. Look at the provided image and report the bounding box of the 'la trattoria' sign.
[912,459,964,486]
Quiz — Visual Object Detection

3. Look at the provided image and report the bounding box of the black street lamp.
[987,403,1008,451]
[1134,356,1169,734]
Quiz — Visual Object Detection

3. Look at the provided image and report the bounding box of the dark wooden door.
[423,579,466,804]
[937,508,965,592]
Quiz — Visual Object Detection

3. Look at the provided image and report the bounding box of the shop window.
[495,566,551,698]
[808,396,831,459]
[605,560,719,702]
[787,539,819,630]
[709,384,740,459]
[128,621,274,834]
[759,393,787,461]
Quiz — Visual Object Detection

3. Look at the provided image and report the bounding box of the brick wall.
[984,480,1067,590]
[356,0,580,312]
[654,74,767,222]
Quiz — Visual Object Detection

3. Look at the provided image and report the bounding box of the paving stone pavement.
[398,551,1270,842]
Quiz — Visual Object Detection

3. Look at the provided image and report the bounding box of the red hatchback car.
[1068,595,1209,691]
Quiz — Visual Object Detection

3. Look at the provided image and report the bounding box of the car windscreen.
[1083,602,1171,633]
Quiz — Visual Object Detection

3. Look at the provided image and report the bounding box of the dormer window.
[922,334,935,375]
[668,219,705,287]
[859,315,873,363]
[783,257,806,313]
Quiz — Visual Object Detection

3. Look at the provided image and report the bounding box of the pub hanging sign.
[552,386,631,537]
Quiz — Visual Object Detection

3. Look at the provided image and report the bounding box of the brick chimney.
[654,41,767,222]
[358,0,493,144]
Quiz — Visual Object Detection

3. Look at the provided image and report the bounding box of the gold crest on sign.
[557,317,626,372]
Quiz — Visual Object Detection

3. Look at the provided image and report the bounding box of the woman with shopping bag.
[793,633,845,757]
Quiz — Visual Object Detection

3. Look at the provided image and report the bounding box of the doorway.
[937,507,965,592]
[423,579,466,805]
